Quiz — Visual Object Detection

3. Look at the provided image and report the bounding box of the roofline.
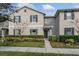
[10,6,45,15]
[55,8,79,17]
[10,7,79,18]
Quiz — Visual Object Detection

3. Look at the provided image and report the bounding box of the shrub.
[0,35,44,42]
[59,35,79,42]
[49,36,57,42]
[65,39,75,45]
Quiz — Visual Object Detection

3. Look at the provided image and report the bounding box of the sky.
[16,3,79,16]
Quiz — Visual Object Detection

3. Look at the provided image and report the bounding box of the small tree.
[71,19,79,41]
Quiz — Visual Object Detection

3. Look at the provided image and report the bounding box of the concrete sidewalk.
[0,46,79,55]
[0,39,79,55]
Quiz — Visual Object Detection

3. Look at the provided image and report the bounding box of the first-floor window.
[30,29,38,35]
[64,28,74,35]
[14,29,21,35]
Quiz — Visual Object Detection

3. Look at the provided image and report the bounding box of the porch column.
[49,29,52,36]
[1,29,5,42]
[2,29,4,38]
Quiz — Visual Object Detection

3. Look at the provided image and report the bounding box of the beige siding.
[9,7,44,35]
[44,17,56,35]
[59,11,79,35]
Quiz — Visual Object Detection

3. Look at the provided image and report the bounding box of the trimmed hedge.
[59,35,79,42]
[0,35,44,42]
[49,36,57,42]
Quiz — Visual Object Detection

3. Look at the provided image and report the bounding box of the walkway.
[44,38,52,48]
[0,46,79,55]
[0,39,79,55]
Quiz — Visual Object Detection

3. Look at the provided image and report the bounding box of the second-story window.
[30,15,38,22]
[14,16,21,23]
[45,19,48,24]
[64,11,74,20]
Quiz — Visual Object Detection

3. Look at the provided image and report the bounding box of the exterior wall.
[9,7,44,35]
[59,11,79,35]
[44,17,56,36]
[9,7,79,36]
[55,14,59,37]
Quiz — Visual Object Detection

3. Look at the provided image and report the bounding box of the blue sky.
[17,3,79,16]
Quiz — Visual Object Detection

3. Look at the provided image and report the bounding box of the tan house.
[0,6,79,38]
[9,6,45,36]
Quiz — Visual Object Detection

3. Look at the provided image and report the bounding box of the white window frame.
[64,28,74,35]
[15,16,20,23]
[66,12,72,19]
[14,29,21,35]
[31,15,37,23]
[30,29,38,35]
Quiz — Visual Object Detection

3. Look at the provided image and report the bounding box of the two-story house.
[9,6,45,36]
[44,8,79,38]
[0,6,79,39]
[55,9,79,38]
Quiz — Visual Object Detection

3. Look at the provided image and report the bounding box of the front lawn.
[50,41,79,48]
[0,41,44,47]
[0,52,78,56]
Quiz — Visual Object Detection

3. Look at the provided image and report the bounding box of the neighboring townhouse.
[0,6,79,39]
[55,9,79,38]
[44,8,79,38]
[0,20,9,36]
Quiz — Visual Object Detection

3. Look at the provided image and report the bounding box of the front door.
[44,30,48,38]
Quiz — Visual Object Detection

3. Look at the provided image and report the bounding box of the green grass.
[50,41,79,48]
[0,41,44,47]
[0,52,78,56]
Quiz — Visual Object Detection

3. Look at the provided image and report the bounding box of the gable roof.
[10,6,45,15]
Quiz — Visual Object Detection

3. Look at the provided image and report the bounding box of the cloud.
[16,3,36,10]
[42,4,56,10]
[73,4,79,8]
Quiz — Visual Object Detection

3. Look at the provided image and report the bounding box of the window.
[64,11,74,20]
[64,28,74,35]
[14,29,21,35]
[24,9,26,12]
[30,15,38,22]
[30,29,38,35]
[45,19,48,24]
[14,16,21,23]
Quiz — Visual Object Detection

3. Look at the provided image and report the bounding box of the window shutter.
[72,11,74,20]
[64,12,67,20]
[30,29,32,35]
[36,15,38,22]
[30,15,32,22]
[36,29,37,35]
[14,29,15,35]
[14,16,15,23]
[64,28,66,35]
[72,28,74,35]
[19,16,21,23]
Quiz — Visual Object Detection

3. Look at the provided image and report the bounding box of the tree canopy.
[0,3,16,22]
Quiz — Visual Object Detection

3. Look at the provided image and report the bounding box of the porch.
[43,26,54,39]
[0,27,9,36]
